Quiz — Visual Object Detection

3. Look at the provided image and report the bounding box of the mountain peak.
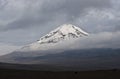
[17,24,89,51]
[38,24,88,44]
[58,24,88,35]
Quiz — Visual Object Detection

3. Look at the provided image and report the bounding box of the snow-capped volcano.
[0,24,89,64]
[20,24,89,51]
[38,24,88,44]
[21,24,88,51]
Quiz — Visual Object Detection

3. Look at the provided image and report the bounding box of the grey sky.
[0,0,120,55]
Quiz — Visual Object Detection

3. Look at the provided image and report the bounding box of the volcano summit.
[0,24,89,64]
[21,24,88,51]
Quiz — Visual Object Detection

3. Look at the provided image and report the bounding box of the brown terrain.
[0,68,120,79]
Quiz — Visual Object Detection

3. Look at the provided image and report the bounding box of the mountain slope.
[0,24,89,64]
[0,49,120,71]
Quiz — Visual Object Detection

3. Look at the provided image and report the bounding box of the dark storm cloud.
[0,0,112,31]
[2,17,51,31]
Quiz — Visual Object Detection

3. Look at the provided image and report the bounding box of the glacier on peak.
[38,24,88,44]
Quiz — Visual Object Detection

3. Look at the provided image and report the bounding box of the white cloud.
[0,43,21,56]
[72,31,120,49]
[75,9,117,33]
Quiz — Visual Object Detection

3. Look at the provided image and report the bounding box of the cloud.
[72,31,120,49]
[0,32,120,56]
[0,0,112,31]
[0,43,21,56]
